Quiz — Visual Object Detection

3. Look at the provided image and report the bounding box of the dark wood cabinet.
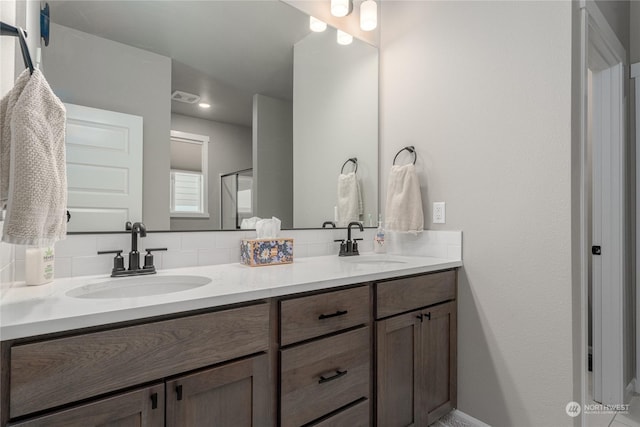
[166,354,269,427]
[278,285,371,426]
[375,270,457,427]
[9,384,164,427]
[2,268,457,427]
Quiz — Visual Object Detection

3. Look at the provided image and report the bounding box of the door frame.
[633,61,640,399]
[578,0,627,411]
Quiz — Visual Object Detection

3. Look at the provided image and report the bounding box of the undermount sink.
[66,275,212,299]
[340,255,408,265]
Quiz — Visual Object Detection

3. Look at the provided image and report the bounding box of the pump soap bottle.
[25,246,55,285]
[374,214,386,254]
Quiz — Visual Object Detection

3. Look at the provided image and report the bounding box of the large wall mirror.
[44,0,379,232]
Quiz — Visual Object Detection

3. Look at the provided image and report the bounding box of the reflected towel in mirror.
[337,172,362,227]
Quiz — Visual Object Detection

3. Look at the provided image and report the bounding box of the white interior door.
[64,103,143,232]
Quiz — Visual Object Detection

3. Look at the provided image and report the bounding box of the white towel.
[385,164,424,233]
[1,69,67,245]
[1,69,31,205]
[337,172,362,227]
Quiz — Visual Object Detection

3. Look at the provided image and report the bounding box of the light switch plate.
[433,202,445,224]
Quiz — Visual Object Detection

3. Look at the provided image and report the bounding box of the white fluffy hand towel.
[385,164,424,233]
[2,69,67,245]
[1,69,31,205]
[337,172,362,227]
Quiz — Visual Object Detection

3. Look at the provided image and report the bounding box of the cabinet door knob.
[176,384,183,401]
[150,392,158,409]
[318,310,348,320]
[416,314,423,322]
[318,369,348,384]
[425,312,431,320]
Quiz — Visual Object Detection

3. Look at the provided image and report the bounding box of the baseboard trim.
[626,378,636,402]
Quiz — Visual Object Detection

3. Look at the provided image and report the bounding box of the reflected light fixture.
[198,103,211,109]
[360,0,377,31]
[309,16,327,32]
[331,0,352,17]
[336,30,353,45]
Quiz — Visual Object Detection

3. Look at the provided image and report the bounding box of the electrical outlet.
[433,202,446,224]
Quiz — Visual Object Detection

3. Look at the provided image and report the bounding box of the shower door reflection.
[221,169,254,230]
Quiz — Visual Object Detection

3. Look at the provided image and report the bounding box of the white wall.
[42,23,172,231]
[253,94,293,228]
[170,114,252,231]
[293,29,378,228]
[380,2,574,425]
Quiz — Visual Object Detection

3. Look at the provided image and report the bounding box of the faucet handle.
[143,248,167,270]
[97,250,125,274]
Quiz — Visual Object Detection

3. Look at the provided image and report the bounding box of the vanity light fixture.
[336,30,353,45]
[309,16,327,32]
[331,0,352,17]
[198,103,211,109]
[360,0,377,31]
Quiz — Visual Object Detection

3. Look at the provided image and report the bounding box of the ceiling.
[48,1,312,126]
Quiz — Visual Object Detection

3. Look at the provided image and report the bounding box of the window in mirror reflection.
[169,131,209,218]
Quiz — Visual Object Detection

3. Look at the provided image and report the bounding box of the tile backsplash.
[11,228,462,281]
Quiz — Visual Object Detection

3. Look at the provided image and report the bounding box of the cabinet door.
[10,384,164,427]
[376,311,421,427]
[166,354,271,427]
[421,301,457,425]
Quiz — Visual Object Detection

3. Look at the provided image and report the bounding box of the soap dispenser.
[374,214,386,254]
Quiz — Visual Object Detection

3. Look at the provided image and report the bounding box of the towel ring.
[341,157,358,174]
[393,146,417,165]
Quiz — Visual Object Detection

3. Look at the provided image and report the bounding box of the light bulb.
[331,0,351,17]
[337,30,353,45]
[360,0,377,31]
[198,103,211,109]
[309,16,327,32]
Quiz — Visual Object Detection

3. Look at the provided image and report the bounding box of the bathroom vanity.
[0,255,460,426]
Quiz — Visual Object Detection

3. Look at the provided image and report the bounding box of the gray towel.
[1,69,67,245]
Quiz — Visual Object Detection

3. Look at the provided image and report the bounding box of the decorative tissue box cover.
[240,238,294,266]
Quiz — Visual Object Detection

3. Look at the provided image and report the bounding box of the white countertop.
[0,254,461,341]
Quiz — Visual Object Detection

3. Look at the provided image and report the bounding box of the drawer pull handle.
[150,392,158,409]
[318,310,348,320]
[318,369,348,384]
[176,384,183,401]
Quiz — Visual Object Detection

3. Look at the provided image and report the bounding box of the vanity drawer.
[9,303,269,418]
[310,399,370,427]
[280,327,370,427]
[280,285,369,346]
[375,270,456,319]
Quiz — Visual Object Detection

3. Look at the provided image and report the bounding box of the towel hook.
[0,22,34,74]
[393,146,417,165]
[341,157,358,174]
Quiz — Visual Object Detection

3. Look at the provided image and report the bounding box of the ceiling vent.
[171,90,201,104]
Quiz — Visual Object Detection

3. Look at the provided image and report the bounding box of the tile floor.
[585,373,640,427]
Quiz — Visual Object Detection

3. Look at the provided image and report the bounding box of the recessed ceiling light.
[198,103,211,109]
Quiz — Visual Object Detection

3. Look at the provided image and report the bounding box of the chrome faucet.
[97,221,166,277]
[335,221,364,256]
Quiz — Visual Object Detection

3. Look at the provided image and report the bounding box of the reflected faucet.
[126,221,147,270]
[322,221,336,228]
